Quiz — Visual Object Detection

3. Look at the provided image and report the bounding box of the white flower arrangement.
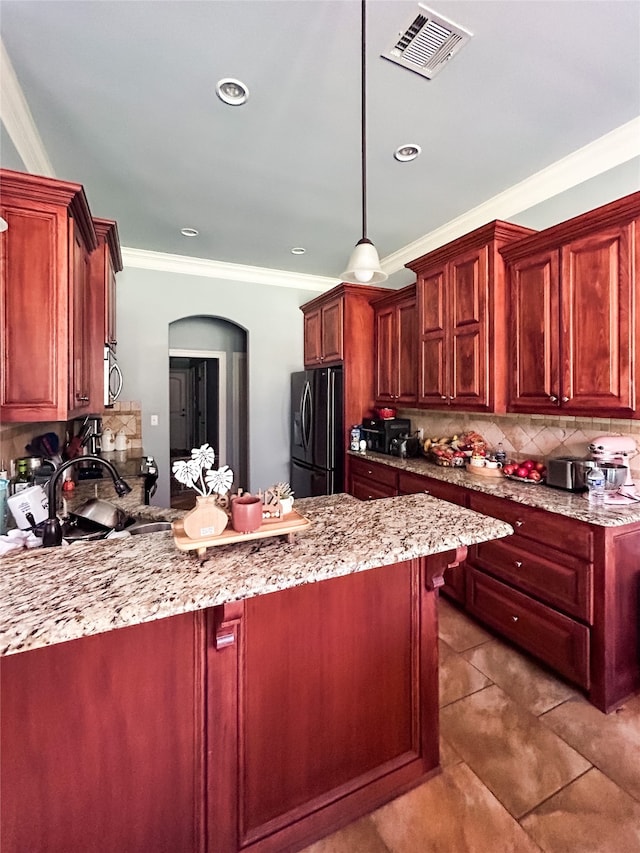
[172,443,234,497]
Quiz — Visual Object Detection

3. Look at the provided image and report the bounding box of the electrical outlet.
[150,414,159,426]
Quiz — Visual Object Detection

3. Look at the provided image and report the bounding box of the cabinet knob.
[108,338,118,346]
[76,394,89,402]
[448,395,454,400]
[549,395,558,403]
[562,396,570,403]
[423,490,430,495]
[515,520,524,527]
[515,560,522,568]
[441,395,447,400]
[511,615,519,622]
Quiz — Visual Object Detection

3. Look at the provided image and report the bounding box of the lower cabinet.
[1,558,445,852]
[397,470,469,604]
[348,457,640,712]
[349,455,399,500]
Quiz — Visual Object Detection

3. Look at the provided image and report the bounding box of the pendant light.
[341,0,388,285]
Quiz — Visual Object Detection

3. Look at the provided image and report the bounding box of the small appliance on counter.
[389,434,422,459]
[587,434,639,504]
[141,456,159,505]
[360,417,411,455]
[72,415,104,480]
[545,456,595,492]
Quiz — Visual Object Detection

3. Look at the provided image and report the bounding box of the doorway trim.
[169,348,227,465]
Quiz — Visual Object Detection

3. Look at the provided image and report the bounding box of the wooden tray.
[172,509,311,557]
[465,464,504,479]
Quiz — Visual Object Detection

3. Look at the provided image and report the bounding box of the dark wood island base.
[1,549,463,853]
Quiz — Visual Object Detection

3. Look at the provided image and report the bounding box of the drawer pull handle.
[515,560,522,568]
[512,615,519,622]
[515,520,524,527]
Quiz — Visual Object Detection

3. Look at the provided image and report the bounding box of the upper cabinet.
[0,169,99,422]
[371,284,417,406]
[407,221,535,412]
[501,192,640,417]
[303,293,344,366]
[88,218,123,410]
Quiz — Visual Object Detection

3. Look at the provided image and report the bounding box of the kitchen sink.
[126,520,172,535]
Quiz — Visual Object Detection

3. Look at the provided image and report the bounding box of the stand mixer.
[588,434,639,501]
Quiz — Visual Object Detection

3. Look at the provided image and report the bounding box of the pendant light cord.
[360,0,368,241]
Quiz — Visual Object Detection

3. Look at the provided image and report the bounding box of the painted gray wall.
[169,315,247,484]
[116,267,317,506]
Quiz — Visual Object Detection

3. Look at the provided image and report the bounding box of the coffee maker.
[74,415,104,479]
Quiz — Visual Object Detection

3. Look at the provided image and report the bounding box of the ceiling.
[1,0,639,287]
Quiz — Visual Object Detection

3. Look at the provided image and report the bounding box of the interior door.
[170,368,191,455]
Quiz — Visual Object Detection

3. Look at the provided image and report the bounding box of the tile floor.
[301,597,640,853]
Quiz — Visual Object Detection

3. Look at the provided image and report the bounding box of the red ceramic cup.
[231,494,263,534]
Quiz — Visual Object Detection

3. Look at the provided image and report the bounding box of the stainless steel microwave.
[103,344,123,408]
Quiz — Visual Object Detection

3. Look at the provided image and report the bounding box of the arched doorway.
[169,316,247,509]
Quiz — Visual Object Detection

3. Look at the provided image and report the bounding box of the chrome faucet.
[42,456,132,547]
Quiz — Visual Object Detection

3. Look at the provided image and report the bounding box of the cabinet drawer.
[349,457,398,489]
[398,472,467,506]
[350,475,398,501]
[467,568,590,689]
[468,491,593,561]
[471,539,593,623]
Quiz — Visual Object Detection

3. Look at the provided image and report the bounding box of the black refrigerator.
[290,367,344,498]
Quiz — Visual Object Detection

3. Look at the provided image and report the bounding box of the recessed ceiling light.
[216,78,249,106]
[180,227,199,237]
[394,144,422,162]
[291,247,306,255]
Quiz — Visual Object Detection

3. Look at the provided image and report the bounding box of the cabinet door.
[70,220,91,412]
[375,303,396,401]
[320,298,343,363]
[303,308,322,365]
[561,225,635,415]
[1,613,205,853]
[0,200,68,419]
[507,249,561,412]
[397,297,418,403]
[448,245,488,409]
[418,266,448,405]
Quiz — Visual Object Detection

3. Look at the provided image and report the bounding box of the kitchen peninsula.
[1,492,511,853]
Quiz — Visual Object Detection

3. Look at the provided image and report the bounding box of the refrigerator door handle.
[301,380,312,451]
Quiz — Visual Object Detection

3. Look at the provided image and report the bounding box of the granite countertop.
[0,493,512,658]
[351,451,640,528]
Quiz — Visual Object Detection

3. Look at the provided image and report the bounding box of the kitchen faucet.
[42,456,132,547]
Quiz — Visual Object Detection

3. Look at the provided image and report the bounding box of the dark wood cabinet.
[0,169,99,422]
[502,192,640,416]
[2,556,445,852]
[406,221,534,413]
[301,284,389,484]
[303,294,344,366]
[372,284,417,405]
[349,454,398,500]
[88,218,123,409]
[1,612,204,853]
[397,470,468,603]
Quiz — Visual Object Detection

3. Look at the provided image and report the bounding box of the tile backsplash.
[398,409,640,478]
[0,402,142,474]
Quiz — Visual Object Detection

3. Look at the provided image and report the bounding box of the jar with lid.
[11,459,33,494]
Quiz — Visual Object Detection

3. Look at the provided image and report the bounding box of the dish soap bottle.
[587,464,606,507]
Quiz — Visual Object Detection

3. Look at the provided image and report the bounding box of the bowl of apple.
[502,459,547,484]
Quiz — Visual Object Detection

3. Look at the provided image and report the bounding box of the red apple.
[516,466,529,478]
[534,461,546,472]
[528,470,542,482]
[522,459,536,470]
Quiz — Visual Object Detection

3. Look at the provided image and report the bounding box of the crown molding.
[121,247,338,292]
[0,39,55,177]
[382,117,640,274]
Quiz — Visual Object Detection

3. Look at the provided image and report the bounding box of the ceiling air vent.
[382,3,473,80]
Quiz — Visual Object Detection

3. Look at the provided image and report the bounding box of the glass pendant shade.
[342,238,387,284]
